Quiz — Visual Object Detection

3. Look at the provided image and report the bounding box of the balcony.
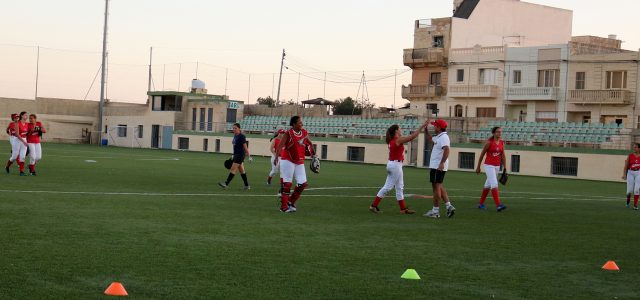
[568,90,632,105]
[448,85,499,98]
[401,84,444,99]
[506,87,560,101]
[403,48,446,67]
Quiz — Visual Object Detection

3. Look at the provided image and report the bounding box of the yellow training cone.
[401,269,421,280]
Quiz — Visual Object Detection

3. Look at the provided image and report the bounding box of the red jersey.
[27,122,43,144]
[629,154,640,171]
[282,128,311,165]
[484,138,504,166]
[17,121,28,139]
[6,122,16,136]
[388,137,404,161]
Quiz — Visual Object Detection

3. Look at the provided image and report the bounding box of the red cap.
[278,129,286,134]
[431,119,447,129]
[10,113,18,120]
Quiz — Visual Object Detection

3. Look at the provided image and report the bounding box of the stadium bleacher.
[230,116,421,137]
[470,120,624,145]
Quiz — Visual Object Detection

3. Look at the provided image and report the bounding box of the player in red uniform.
[27,114,46,176]
[267,129,285,185]
[273,116,315,213]
[5,113,20,174]
[369,121,428,214]
[622,143,640,209]
[8,112,30,176]
[476,126,507,212]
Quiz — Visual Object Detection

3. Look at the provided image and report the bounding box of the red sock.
[29,165,34,173]
[18,161,25,172]
[397,199,407,210]
[491,188,501,206]
[634,195,639,207]
[6,160,12,168]
[372,196,382,207]
[479,188,490,204]
[281,183,292,211]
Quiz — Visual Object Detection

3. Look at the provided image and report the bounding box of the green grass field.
[0,143,638,299]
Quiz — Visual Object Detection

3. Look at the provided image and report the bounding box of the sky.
[0,0,638,107]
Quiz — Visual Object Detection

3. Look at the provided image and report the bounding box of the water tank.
[191,79,205,90]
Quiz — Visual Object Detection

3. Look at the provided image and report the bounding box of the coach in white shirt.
[424,119,456,219]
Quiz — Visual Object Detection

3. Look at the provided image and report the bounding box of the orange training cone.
[104,282,128,296]
[601,261,620,271]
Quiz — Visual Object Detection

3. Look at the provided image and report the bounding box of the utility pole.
[393,69,397,109]
[323,72,327,99]
[35,46,40,100]
[147,46,153,92]
[247,74,251,104]
[276,49,286,105]
[297,72,300,104]
[224,68,228,96]
[98,0,109,141]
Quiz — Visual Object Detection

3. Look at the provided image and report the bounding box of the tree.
[333,97,360,115]
[256,96,276,107]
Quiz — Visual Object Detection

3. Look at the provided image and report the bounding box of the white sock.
[446,202,453,208]
[432,207,439,212]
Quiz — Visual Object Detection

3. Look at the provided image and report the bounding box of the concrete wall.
[451,0,573,48]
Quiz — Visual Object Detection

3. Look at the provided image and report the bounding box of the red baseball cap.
[10,113,18,119]
[431,119,447,129]
[278,129,286,134]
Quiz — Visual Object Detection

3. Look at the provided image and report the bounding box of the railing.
[403,48,445,65]
[507,87,560,101]
[448,85,499,98]
[450,46,504,56]
[401,84,444,99]
[568,90,632,105]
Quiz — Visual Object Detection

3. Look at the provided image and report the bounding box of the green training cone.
[401,269,421,280]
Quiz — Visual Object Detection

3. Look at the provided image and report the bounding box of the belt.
[631,168,640,171]
[390,160,403,162]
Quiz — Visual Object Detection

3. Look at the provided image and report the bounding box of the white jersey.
[429,132,450,171]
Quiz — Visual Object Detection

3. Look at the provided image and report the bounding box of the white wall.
[451,0,573,48]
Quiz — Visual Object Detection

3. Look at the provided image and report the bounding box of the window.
[152,95,182,111]
[117,124,127,137]
[207,108,213,131]
[178,137,189,150]
[137,125,143,139]
[536,111,557,121]
[458,152,475,169]
[191,108,197,130]
[430,72,442,86]
[226,108,237,123]
[215,139,221,152]
[456,69,464,82]
[104,125,108,134]
[476,108,496,118]
[575,72,586,90]
[199,108,206,131]
[433,36,444,48]
[203,138,208,152]
[606,71,627,89]
[479,69,497,85]
[511,155,520,173]
[321,145,328,160]
[454,105,463,117]
[347,146,365,162]
[551,157,578,176]
[513,70,522,84]
[537,69,560,87]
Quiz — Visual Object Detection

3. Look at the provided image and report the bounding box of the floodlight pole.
[98,0,110,142]
[276,49,285,105]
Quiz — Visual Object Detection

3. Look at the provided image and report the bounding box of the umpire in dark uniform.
[219,123,252,189]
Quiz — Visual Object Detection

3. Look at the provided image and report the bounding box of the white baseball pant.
[484,164,500,189]
[269,155,280,177]
[28,143,42,165]
[627,170,640,195]
[376,160,404,200]
[279,159,307,184]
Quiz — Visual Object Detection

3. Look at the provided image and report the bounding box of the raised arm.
[396,121,428,145]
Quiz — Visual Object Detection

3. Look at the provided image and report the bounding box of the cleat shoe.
[423,210,440,218]
[5,167,9,174]
[244,185,251,190]
[280,207,296,213]
[218,182,228,189]
[478,204,486,210]
[19,172,25,176]
[635,206,639,211]
[446,205,456,218]
[369,206,381,214]
[626,203,630,208]
[400,208,415,215]
[497,204,507,212]
[30,172,36,176]
[287,202,297,212]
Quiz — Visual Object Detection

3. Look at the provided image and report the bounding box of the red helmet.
[10,113,18,120]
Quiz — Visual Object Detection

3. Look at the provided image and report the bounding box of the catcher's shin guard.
[280,182,293,211]
[289,182,308,205]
